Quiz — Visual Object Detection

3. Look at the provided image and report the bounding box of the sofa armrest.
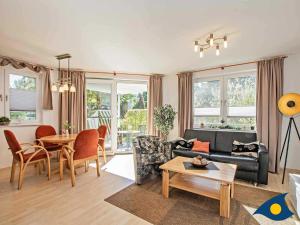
[257,144,269,185]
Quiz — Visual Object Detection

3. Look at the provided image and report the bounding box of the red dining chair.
[59,129,100,187]
[97,125,107,163]
[4,130,51,190]
[35,125,61,158]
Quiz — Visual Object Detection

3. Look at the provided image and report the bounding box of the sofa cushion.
[210,154,259,172]
[215,130,257,153]
[183,129,216,150]
[192,140,209,153]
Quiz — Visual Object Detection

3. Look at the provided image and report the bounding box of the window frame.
[192,70,257,130]
[3,67,42,125]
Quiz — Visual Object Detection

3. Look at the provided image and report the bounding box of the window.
[0,67,41,124]
[193,71,256,130]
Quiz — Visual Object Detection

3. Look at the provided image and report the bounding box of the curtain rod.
[177,55,288,74]
[71,69,152,77]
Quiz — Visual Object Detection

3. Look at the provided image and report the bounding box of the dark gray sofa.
[171,129,269,185]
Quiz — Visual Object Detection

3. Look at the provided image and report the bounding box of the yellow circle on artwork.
[270,203,282,215]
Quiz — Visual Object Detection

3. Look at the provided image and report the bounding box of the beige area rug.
[105,176,280,225]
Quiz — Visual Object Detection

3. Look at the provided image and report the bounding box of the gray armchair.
[132,135,171,184]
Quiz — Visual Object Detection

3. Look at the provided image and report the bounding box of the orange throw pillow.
[192,140,209,153]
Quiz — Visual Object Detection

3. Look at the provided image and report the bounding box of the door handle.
[5,95,8,101]
[0,94,2,102]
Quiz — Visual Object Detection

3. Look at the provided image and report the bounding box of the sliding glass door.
[116,81,148,152]
[86,79,112,151]
[86,78,148,153]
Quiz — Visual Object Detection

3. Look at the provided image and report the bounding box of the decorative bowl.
[192,155,208,168]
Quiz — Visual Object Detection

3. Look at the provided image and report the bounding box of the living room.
[0,0,300,225]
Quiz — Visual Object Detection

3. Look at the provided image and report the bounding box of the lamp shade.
[278,93,300,116]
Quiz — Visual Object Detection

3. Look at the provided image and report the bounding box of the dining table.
[38,134,78,173]
[39,134,78,147]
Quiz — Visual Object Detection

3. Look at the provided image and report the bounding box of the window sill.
[0,123,41,128]
[194,128,256,132]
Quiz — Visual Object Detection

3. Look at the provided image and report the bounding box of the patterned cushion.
[232,140,259,152]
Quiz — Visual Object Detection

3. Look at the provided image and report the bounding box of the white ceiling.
[0,0,300,75]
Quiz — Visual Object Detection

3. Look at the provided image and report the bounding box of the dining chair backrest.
[36,125,57,139]
[36,125,57,148]
[4,130,22,160]
[97,125,107,149]
[73,129,99,160]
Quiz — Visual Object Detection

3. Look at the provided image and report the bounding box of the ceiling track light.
[193,33,228,58]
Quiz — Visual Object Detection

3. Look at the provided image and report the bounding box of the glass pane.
[227,117,256,130]
[9,74,37,121]
[9,74,36,90]
[227,76,256,115]
[227,75,256,129]
[10,111,36,121]
[193,80,221,127]
[193,116,221,128]
[86,81,112,151]
[117,82,148,152]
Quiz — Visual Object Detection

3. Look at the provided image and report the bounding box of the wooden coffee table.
[159,156,237,218]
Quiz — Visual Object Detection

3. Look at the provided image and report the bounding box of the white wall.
[0,69,59,169]
[280,53,300,170]
[163,54,300,170]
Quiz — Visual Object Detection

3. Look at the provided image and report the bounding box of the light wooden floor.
[0,155,299,225]
[0,157,151,225]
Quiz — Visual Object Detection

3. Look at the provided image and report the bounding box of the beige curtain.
[256,57,284,173]
[0,56,53,110]
[148,74,163,136]
[59,70,86,133]
[178,72,193,137]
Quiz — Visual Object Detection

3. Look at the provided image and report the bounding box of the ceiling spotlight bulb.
[51,84,57,92]
[199,48,204,58]
[209,34,214,46]
[70,85,76,93]
[194,41,199,52]
[224,36,228,48]
[216,45,220,56]
[59,86,64,93]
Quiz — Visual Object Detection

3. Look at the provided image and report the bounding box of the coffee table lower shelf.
[162,171,232,218]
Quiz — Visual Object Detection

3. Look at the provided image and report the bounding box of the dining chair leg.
[59,158,64,180]
[46,157,51,180]
[42,159,46,172]
[102,148,107,163]
[96,158,100,177]
[18,164,24,190]
[10,160,16,183]
[70,160,76,187]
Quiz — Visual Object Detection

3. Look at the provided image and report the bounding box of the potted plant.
[153,104,176,140]
[0,116,10,126]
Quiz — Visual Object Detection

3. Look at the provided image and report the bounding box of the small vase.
[65,129,69,136]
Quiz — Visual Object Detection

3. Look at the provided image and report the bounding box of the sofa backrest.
[215,130,257,153]
[183,129,257,153]
[183,129,217,150]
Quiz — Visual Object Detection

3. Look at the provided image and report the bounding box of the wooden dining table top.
[39,134,77,144]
